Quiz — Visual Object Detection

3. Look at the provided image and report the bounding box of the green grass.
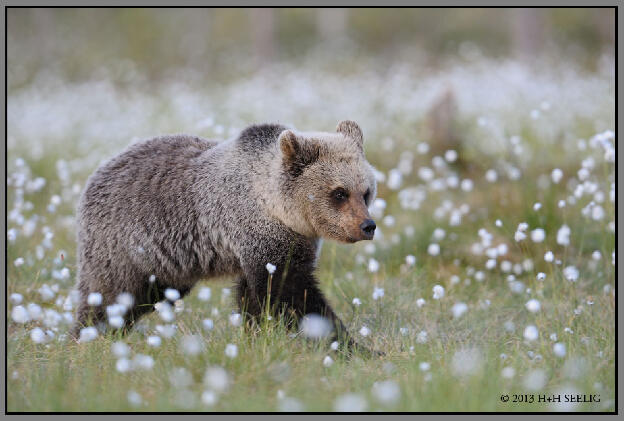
[6,57,615,412]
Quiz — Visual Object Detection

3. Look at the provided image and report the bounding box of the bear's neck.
[253,147,317,239]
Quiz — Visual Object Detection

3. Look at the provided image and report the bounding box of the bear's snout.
[359,219,376,240]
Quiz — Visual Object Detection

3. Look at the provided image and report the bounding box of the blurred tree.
[249,8,276,66]
[316,8,348,43]
[510,8,546,59]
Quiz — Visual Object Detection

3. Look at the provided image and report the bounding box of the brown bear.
[72,120,379,354]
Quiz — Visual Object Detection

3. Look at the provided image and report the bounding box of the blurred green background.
[7,8,615,90]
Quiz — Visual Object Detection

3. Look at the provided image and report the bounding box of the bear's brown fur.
[72,121,379,354]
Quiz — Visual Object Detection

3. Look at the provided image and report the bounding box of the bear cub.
[73,120,379,354]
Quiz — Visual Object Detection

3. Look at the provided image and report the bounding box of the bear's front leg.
[239,245,384,357]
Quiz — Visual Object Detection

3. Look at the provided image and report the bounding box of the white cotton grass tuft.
[551,168,563,183]
[563,266,579,282]
[523,325,539,341]
[27,303,43,321]
[387,169,403,190]
[11,305,30,324]
[78,326,98,343]
[523,369,547,391]
[323,355,334,367]
[277,397,304,412]
[156,301,175,322]
[169,367,194,388]
[514,230,526,242]
[427,243,440,256]
[228,313,242,327]
[525,299,541,313]
[181,335,204,355]
[405,255,416,266]
[111,341,130,358]
[359,326,371,337]
[334,393,368,412]
[544,251,554,262]
[197,287,211,301]
[156,324,177,338]
[557,224,571,246]
[266,263,276,274]
[372,287,384,300]
[451,302,468,318]
[202,318,214,331]
[164,288,180,302]
[10,293,23,305]
[87,292,103,306]
[116,292,134,309]
[30,327,48,344]
[553,342,566,358]
[201,390,218,406]
[530,228,545,243]
[367,258,380,273]
[451,347,483,378]
[416,298,426,308]
[501,366,515,379]
[38,284,55,302]
[133,354,155,371]
[224,343,238,359]
[352,297,362,307]
[116,358,133,373]
[108,315,124,329]
[147,335,162,347]
[127,390,143,407]
[432,285,445,300]
[204,365,230,392]
[300,314,332,339]
[371,380,401,405]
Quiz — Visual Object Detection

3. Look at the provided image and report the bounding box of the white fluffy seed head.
[197,287,212,302]
[164,288,180,302]
[523,325,539,341]
[371,380,400,405]
[451,302,468,318]
[334,393,368,412]
[432,285,445,300]
[11,305,30,324]
[525,299,541,313]
[87,292,103,306]
[300,314,333,339]
[224,343,238,359]
[204,365,230,392]
[78,326,98,343]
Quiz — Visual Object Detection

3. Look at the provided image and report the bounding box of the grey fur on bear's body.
[74,122,378,353]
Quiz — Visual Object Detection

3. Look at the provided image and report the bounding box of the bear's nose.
[360,219,376,238]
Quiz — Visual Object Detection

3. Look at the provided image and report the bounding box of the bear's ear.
[279,130,299,161]
[336,120,363,149]
[279,130,321,177]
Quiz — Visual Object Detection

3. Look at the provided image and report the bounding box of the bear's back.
[77,135,219,278]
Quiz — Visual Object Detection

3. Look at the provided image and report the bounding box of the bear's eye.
[331,188,349,204]
[363,188,371,205]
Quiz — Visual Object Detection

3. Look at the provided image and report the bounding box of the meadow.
[6,51,615,412]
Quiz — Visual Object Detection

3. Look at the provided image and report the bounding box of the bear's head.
[278,120,377,243]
